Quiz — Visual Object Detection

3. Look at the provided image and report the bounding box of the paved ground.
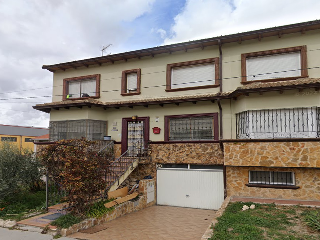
[69,205,216,240]
[0,227,74,240]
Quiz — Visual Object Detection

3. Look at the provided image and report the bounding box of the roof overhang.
[42,20,320,72]
[33,78,320,113]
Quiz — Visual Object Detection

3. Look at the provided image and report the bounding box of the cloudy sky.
[0,0,319,128]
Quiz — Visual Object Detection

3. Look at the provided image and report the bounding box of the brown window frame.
[164,113,219,142]
[166,58,220,92]
[241,45,308,84]
[63,74,100,101]
[121,69,141,96]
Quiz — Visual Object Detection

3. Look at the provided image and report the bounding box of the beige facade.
[36,20,320,203]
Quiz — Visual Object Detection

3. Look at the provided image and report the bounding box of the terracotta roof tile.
[236,78,320,90]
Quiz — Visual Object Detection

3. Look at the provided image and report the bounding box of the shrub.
[86,199,114,218]
[0,142,42,199]
[51,214,82,229]
[38,139,111,215]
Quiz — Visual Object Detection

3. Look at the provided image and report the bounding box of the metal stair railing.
[105,142,150,193]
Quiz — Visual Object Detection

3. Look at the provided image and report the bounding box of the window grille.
[1,137,17,142]
[249,171,295,186]
[49,119,107,141]
[236,107,319,139]
[171,63,215,89]
[169,116,214,141]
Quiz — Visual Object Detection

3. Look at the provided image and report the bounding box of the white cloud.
[0,0,155,127]
[164,0,320,44]
[157,28,167,39]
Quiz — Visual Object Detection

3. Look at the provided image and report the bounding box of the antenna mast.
[101,44,112,56]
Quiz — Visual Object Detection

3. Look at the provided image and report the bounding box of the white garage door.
[157,166,224,210]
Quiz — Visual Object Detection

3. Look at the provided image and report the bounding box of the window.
[24,138,33,142]
[166,58,219,91]
[1,137,17,142]
[49,119,107,141]
[236,107,319,139]
[63,74,100,100]
[241,46,307,83]
[249,171,295,186]
[164,113,219,141]
[121,69,141,96]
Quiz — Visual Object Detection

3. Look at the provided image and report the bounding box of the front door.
[121,117,150,156]
[128,121,144,156]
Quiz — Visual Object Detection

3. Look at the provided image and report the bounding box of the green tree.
[0,142,42,200]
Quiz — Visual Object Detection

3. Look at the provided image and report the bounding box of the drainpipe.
[217,39,227,199]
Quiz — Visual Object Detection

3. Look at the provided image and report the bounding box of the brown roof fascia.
[230,81,320,98]
[42,20,320,72]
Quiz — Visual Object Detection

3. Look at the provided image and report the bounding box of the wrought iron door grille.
[236,107,319,139]
[249,171,295,186]
[169,116,214,141]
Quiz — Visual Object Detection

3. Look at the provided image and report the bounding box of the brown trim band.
[246,183,300,189]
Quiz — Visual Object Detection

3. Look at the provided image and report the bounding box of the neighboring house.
[32,134,50,152]
[34,20,320,209]
[0,124,49,151]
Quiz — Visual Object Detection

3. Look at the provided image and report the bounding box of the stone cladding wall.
[60,179,156,236]
[150,143,224,165]
[224,142,320,168]
[227,166,320,201]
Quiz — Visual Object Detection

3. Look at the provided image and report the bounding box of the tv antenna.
[101,44,112,56]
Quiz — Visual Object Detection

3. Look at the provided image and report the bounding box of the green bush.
[0,191,46,220]
[51,214,82,229]
[86,199,114,218]
[0,142,43,200]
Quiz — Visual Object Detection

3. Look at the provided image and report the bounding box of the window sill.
[246,183,300,189]
[64,96,99,101]
[241,76,308,85]
[166,84,219,92]
[121,92,141,96]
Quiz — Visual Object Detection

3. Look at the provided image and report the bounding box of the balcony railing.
[236,107,320,139]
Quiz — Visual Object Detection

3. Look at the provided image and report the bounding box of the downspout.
[217,39,227,199]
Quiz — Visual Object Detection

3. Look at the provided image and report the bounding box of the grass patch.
[86,199,114,218]
[210,202,320,240]
[0,191,46,221]
[51,213,82,229]
[302,209,320,232]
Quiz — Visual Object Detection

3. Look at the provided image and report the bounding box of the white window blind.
[68,81,81,98]
[127,72,138,92]
[81,79,96,96]
[246,52,301,81]
[68,79,96,98]
[171,63,215,89]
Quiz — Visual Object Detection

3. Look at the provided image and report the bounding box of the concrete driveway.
[69,205,216,240]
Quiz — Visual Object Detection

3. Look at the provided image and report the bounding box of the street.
[0,227,74,240]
